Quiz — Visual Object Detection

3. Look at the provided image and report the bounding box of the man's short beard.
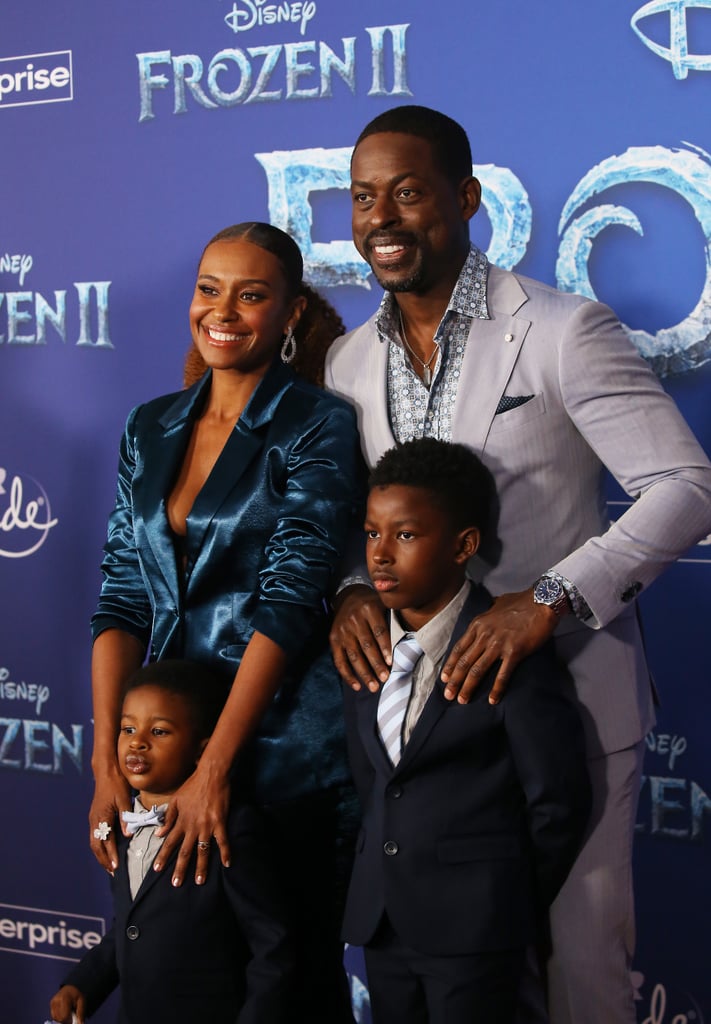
[371,261,427,294]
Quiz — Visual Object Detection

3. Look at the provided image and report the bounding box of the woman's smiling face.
[189,238,304,378]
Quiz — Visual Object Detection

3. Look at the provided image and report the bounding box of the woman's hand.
[152,630,287,886]
[88,762,132,873]
[49,984,86,1024]
[153,763,231,886]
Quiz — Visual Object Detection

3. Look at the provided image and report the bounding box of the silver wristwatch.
[533,574,570,617]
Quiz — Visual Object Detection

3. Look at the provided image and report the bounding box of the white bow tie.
[121,804,166,835]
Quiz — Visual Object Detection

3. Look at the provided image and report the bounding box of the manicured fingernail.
[196,875,204,885]
[172,876,181,887]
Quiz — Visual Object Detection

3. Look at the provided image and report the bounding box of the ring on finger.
[93,821,112,841]
[197,840,210,851]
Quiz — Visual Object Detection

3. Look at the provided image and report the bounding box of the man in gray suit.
[325,105,711,1024]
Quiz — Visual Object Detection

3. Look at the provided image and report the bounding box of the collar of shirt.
[131,796,170,821]
[390,579,472,669]
[390,581,471,745]
[127,797,170,898]
[374,244,490,349]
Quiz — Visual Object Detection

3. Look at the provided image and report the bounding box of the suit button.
[387,785,403,799]
[383,841,399,856]
[621,581,642,603]
[126,925,140,940]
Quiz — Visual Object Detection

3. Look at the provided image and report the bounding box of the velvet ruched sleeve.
[251,393,362,659]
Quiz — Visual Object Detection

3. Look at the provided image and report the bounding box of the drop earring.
[281,325,297,364]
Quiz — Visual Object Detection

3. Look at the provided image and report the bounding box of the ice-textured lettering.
[256,148,531,287]
[557,144,711,376]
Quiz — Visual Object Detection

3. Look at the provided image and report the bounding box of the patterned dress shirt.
[372,243,590,621]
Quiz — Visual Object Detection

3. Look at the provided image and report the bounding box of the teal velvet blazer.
[92,360,363,803]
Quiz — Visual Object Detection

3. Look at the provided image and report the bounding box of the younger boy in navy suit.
[342,438,591,1024]
[49,660,293,1024]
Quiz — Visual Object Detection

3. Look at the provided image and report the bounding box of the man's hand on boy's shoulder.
[330,583,560,705]
[330,584,392,692]
[440,588,560,707]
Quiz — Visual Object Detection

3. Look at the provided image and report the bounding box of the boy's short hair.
[122,660,229,739]
[369,438,495,538]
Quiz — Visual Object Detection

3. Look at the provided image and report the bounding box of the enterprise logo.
[0,902,103,962]
[0,50,73,109]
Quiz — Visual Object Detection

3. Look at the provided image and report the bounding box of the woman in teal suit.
[88,222,363,1022]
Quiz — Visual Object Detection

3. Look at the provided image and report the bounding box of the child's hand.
[49,983,85,1024]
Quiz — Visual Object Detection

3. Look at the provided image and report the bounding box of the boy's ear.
[455,526,480,563]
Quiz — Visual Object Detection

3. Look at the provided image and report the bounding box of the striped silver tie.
[377,633,424,765]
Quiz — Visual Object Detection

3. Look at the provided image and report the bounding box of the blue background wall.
[1,2,709,1021]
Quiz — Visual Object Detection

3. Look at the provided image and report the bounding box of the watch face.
[534,578,564,604]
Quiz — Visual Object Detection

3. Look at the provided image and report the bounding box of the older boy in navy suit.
[49,660,293,1024]
[342,438,591,1024]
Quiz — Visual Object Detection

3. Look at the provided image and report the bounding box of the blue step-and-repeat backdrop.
[1,2,710,1021]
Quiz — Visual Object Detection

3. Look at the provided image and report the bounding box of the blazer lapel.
[358,588,491,776]
[395,680,449,771]
[134,374,213,613]
[357,325,396,468]
[396,587,492,770]
[113,831,165,912]
[181,360,293,566]
[357,688,397,777]
[128,838,177,909]
[451,266,531,455]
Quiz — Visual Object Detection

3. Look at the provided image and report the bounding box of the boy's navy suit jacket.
[63,804,292,1024]
[342,585,592,956]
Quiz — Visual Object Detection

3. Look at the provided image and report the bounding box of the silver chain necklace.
[398,310,440,389]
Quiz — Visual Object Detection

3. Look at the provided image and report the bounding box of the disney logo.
[0,667,50,715]
[0,468,58,558]
[645,731,687,771]
[224,0,317,37]
[0,252,33,287]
